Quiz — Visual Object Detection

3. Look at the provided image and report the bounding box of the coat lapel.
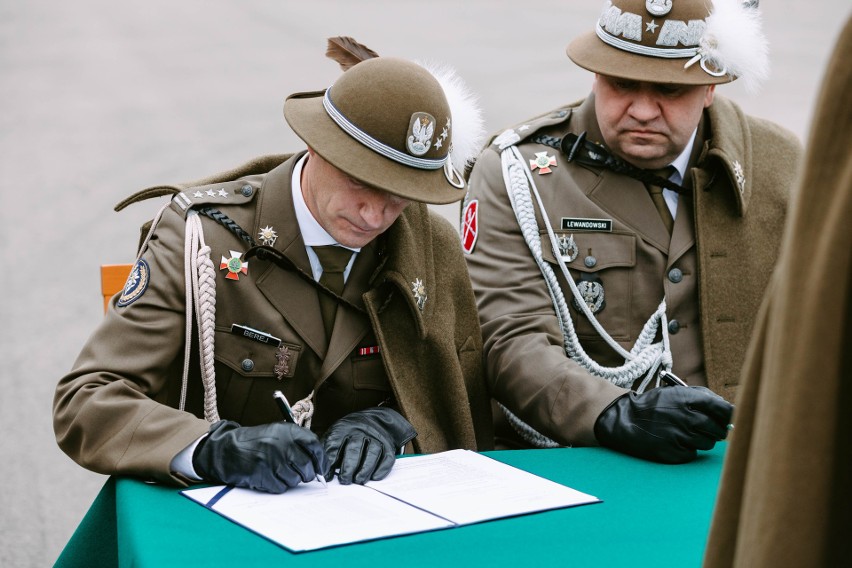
[568,96,671,254]
[253,153,328,358]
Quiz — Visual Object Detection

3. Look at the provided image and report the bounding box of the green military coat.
[54,152,492,485]
[464,94,801,447]
[705,18,852,567]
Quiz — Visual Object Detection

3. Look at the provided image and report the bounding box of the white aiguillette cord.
[496,138,675,446]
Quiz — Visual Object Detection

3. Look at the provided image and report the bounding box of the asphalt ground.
[1,1,848,565]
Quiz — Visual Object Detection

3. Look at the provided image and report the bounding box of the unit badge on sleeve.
[117,259,151,308]
[461,199,479,254]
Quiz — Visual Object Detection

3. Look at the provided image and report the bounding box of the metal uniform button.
[241,358,255,372]
[241,184,253,197]
[668,320,680,334]
[584,256,597,268]
[668,268,683,283]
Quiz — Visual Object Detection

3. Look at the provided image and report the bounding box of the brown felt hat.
[567,0,764,86]
[284,57,466,205]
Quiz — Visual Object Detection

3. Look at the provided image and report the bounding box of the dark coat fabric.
[54,152,492,486]
[704,17,852,568]
[464,94,801,446]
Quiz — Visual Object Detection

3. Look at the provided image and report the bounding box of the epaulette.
[489,103,578,151]
[114,153,291,212]
[169,179,260,219]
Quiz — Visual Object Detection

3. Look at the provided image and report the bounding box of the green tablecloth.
[56,445,724,567]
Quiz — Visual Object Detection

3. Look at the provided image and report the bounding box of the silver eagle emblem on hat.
[407,113,435,156]
[646,0,672,16]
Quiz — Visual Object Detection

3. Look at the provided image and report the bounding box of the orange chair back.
[100,264,134,313]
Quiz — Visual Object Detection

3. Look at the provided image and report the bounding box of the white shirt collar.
[291,153,339,247]
[290,153,359,280]
[668,128,697,185]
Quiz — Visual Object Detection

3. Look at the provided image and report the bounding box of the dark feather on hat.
[325,36,379,71]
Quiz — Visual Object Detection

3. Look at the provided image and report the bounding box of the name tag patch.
[231,324,282,347]
[561,218,612,232]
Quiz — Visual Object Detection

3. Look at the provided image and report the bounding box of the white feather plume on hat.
[418,60,486,170]
[700,0,770,92]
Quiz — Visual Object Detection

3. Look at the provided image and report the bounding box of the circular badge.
[117,259,150,308]
[646,0,672,17]
[573,278,606,315]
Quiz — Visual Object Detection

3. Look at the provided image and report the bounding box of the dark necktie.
[313,245,353,340]
[645,166,677,234]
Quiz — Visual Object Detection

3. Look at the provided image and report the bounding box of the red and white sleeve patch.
[461,199,479,254]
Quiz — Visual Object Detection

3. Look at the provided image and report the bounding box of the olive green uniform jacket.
[705,18,852,567]
[464,94,801,447]
[54,152,493,486]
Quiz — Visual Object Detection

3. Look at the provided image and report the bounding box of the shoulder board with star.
[169,179,260,219]
[489,104,576,150]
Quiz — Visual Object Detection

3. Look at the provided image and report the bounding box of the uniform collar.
[703,95,755,216]
[366,203,434,340]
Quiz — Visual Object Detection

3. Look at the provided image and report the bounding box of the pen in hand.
[659,371,734,430]
[659,370,688,387]
[273,390,327,488]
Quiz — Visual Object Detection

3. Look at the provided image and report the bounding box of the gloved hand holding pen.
[191,419,328,494]
[594,385,734,464]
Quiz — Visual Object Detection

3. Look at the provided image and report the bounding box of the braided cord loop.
[183,211,220,422]
[496,136,673,447]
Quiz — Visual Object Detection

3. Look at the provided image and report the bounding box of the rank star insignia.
[217,188,228,197]
[411,278,427,311]
[220,250,248,280]
[530,152,557,174]
[258,225,278,246]
[732,160,746,194]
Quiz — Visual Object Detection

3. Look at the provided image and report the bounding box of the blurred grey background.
[1,1,848,565]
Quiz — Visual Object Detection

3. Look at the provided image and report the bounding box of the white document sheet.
[181,449,599,552]
[368,449,600,525]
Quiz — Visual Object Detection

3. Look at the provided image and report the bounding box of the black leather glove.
[192,420,328,493]
[594,386,733,464]
[322,407,417,485]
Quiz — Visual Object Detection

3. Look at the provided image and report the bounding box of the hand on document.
[192,420,328,493]
[322,407,417,485]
